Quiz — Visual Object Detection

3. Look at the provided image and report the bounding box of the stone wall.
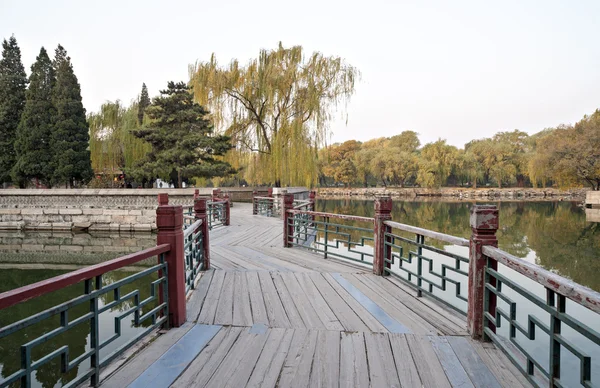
[0,187,308,231]
[317,187,588,200]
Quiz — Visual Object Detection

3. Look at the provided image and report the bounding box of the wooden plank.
[428,336,474,388]
[271,272,305,328]
[322,273,387,332]
[405,334,452,388]
[102,323,195,388]
[349,273,440,335]
[447,336,502,388]
[468,339,529,388]
[197,270,225,324]
[308,272,370,332]
[186,270,214,322]
[171,326,243,387]
[246,271,269,325]
[364,332,401,387]
[211,248,267,271]
[212,329,271,388]
[128,324,222,388]
[294,272,344,331]
[214,271,235,325]
[339,332,369,388]
[258,270,291,328]
[309,330,340,388]
[388,333,422,388]
[279,272,325,329]
[246,328,293,388]
[330,273,410,333]
[278,329,319,388]
[232,271,253,326]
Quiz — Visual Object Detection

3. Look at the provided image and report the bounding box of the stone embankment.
[317,187,588,201]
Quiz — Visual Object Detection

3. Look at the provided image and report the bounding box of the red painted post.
[224,193,231,226]
[194,198,210,270]
[252,189,258,215]
[156,195,186,327]
[468,205,499,341]
[373,196,392,276]
[193,189,199,200]
[309,190,316,211]
[267,187,274,215]
[282,193,294,247]
[212,188,221,201]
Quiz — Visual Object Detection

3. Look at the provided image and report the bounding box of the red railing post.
[373,196,392,276]
[268,187,273,215]
[194,198,210,270]
[282,193,294,247]
[224,193,231,226]
[212,188,221,202]
[156,193,186,327]
[468,204,499,340]
[309,190,316,211]
[252,189,258,215]
[193,188,199,200]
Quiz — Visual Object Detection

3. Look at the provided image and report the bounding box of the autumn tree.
[416,140,457,188]
[131,81,234,187]
[189,42,359,187]
[0,36,27,185]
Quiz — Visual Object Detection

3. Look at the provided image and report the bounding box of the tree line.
[317,112,599,190]
[0,36,93,188]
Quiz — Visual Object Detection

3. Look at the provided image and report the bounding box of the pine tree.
[138,83,150,124]
[50,45,93,187]
[12,47,55,187]
[0,36,28,185]
[131,81,234,187]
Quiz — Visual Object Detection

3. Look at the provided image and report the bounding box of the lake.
[0,199,598,387]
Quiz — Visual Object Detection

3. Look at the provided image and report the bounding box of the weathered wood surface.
[101,203,530,388]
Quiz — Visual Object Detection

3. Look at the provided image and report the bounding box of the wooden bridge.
[1,190,599,388]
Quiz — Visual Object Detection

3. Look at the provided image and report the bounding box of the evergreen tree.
[12,47,55,187]
[138,83,150,124]
[0,36,27,185]
[50,45,93,187]
[131,81,234,187]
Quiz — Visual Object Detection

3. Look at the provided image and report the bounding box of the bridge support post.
[193,188,199,200]
[212,188,221,202]
[195,198,210,270]
[268,187,274,216]
[252,189,258,215]
[373,196,392,276]
[224,194,231,226]
[468,205,498,340]
[156,193,186,327]
[282,193,294,247]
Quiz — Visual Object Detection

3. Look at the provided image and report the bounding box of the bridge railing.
[0,192,219,388]
[283,195,600,387]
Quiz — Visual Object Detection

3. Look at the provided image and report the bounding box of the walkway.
[102,203,530,388]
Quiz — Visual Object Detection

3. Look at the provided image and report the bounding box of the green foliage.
[0,36,27,184]
[50,45,93,187]
[416,140,457,188]
[189,42,359,187]
[138,83,150,125]
[12,47,55,187]
[131,81,234,187]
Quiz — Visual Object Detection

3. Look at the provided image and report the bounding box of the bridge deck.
[102,203,530,388]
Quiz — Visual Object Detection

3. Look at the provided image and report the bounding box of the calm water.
[316,199,600,387]
[0,232,158,388]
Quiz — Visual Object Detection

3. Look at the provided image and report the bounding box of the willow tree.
[189,42,359,187]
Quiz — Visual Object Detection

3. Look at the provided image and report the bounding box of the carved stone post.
[156,194,186,327]
[468,205,498,340]
[194,198,210,270]
[373,196,392,276]
[282,193,294,247]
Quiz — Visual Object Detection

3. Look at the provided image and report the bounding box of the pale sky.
[1,0,599,147]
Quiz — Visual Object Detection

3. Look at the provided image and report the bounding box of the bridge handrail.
[0,244,171,311]
[287,208,374,223]
[183,219,203,239]
[384,220,470,247]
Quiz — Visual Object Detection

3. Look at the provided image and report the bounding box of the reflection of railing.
[384,220,470,315]
[282,195,600,387]
[482,245,600,387]
[287,209,374,266]
[0,244,170,387]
